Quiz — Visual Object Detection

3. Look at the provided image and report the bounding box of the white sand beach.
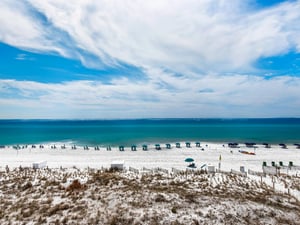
[1,142,299,172]
[0,142,299,225]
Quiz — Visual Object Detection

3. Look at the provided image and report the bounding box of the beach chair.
[188,163,196,168]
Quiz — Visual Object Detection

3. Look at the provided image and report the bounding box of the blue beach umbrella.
[185,158,194,163]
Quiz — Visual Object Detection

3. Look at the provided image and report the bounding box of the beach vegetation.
[0,167,299,224]
[66,179,85,192]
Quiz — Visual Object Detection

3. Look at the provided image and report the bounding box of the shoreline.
[2,140,300,148]
[1,139,300,147]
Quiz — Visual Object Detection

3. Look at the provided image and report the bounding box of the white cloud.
[0,73,299,118]
[0,1,41,48]
[1,1,300,118]
[0,0,73,57]
[1,0,300,72]
[15,53,35,61]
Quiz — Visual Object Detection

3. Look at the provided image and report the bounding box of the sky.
[0,0,300,119]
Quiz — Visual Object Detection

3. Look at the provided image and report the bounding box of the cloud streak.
[1,0,300,73]
[0,73,299,118]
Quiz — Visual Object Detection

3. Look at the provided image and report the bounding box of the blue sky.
[0,0,300,119]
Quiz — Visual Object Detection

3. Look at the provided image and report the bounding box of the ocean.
[0,118,299,146]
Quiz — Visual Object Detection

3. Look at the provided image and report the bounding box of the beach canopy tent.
[142,144,148,150]
[195,142,201,147]
[262,143,271,148]
[119,146,125,151]
[245,142,256,147]
[155,144,161,150]
[185,158,194,163]
[131,145,137,151]
[186,142,191,148]
[228,143,239,148]
[166,143,171,149]
[279,143,287,148]
[294,144,300,149]
[176,143,181,148]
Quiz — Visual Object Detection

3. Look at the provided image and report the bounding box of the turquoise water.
[0,119,299,146]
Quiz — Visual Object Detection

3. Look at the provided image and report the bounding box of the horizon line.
[0,117,300,121]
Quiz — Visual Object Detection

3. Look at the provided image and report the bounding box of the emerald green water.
[0,119,299,146]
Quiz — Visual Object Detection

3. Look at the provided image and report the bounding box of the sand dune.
[0,142,299,224]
